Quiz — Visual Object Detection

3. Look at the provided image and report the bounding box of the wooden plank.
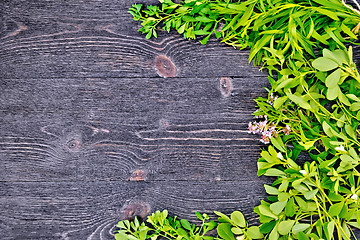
[2,1,360,239]
[0,181,268,240]
[0,0,266,79]
[0,76,268,182]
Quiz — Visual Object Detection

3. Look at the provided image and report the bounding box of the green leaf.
[312,57,339,71]
[345,125,356,139]
[177,228,189,238]
[304,189,318,200]
[347,94,360,102]
[181,219,192,230]
[217,223,235,240]
[295,196,308,210]
[286,93,311,110]
[325,220,335,240]
[178,23,186,34]
[264,168,285,177]
[323,49,342,65]
[329,201,344,217]
[231,227,243,235]
[264,184,279,195]
[195,16,213,22]
[292,223,310,234]
[195,212,203,220]
[278,220,295,235]
[326,85,340,100]
[325,69,341,88]
[214,211,232,223]
[247,226,264,239]
[269,226,279,240]
[200,34,211,45]
[230,211,246,228]
[258,205,278,219]
[270,137,286,152]
[350,102,360,111]
[270,201,287,215]
[285,197,296,217]
[273,96,288,109]
[260,221,276,234]
[115,231,131,240]
[339,91,351,106]
[298,231,310,240]
[313,7,339,20]
[340,154,357,164]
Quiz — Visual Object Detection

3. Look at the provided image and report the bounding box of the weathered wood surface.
[1,1,360,239]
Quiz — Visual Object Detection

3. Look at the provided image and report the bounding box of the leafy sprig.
[114,210,217,240]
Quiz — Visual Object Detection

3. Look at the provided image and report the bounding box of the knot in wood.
[127,169,147,181]
[154,55,177,78]
[219,77,233,97]
[121,202,151,221]
[66,137,82,152]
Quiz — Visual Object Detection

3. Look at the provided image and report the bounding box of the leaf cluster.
[114,210,217,240]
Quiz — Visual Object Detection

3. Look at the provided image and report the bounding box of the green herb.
[114,210,217,240]
[122,0,360,239]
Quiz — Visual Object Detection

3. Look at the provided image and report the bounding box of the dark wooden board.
[0,181,268,240]
[0,0,263,79]
[1,76,267,183]
[1,0,360,239]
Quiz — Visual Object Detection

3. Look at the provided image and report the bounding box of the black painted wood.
[1,0,360,239]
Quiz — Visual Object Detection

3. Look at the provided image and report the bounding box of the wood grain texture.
[0,181,268,240]
[1,0,360,239]
[0,0,264,79]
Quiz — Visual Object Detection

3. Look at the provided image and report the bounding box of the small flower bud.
[351,194,358,200]
[335,145,345,152]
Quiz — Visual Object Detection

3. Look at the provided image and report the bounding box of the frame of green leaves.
[115,0,360,239]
